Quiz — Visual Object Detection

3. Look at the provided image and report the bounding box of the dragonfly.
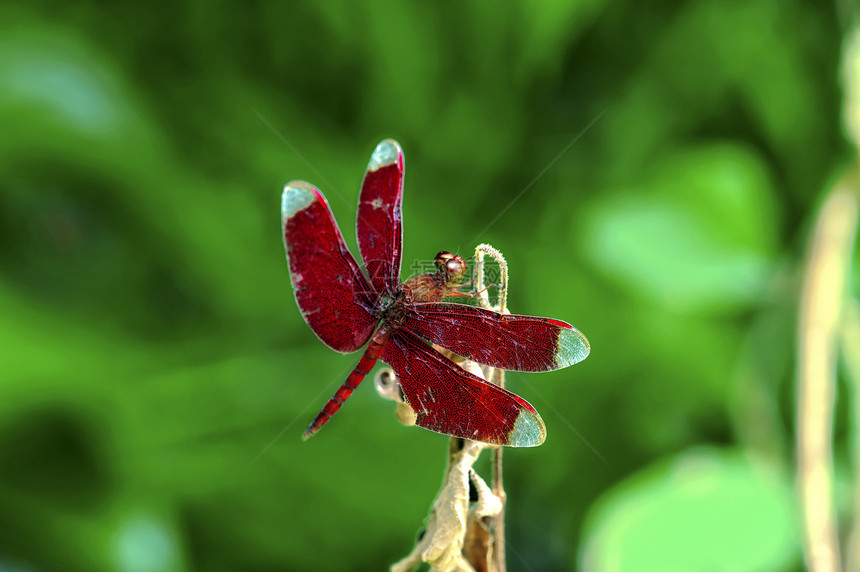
[281,140,589,447]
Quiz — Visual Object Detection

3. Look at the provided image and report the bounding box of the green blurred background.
[0,1,852,570]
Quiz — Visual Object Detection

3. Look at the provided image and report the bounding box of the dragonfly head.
[435,251,466,287]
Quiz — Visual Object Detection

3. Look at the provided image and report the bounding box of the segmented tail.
[302,329,390,440]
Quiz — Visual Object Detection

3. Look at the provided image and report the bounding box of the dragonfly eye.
[434,251,454,271]
[434,251,465,284]
[446,255,466,285]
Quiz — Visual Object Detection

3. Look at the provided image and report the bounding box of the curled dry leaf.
[391,439,502,572]
[463,468,505,572]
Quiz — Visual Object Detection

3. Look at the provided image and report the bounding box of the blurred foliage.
[0,0,851,571]
[580,448,798,572]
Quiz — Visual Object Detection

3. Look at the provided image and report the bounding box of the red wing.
[357,140,404,295]
[404,303,590,371]
[382,329,546,447]
[282,182,378,353]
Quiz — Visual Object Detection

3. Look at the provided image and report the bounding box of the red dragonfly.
[281,140,589,447]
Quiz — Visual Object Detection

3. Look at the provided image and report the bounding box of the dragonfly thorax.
[376,292,408,329]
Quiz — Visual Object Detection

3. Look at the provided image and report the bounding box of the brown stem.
[475,244,509,572]
[491,369,507,572]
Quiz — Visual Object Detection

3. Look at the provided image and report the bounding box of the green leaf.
[579,448,799,572]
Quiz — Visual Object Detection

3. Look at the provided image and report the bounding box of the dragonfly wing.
[282,182,377,353]
[382,329,546,447]
[357,139,405,295]
[405,303,589,371]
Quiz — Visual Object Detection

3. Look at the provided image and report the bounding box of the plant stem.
[797,171,858,572]
[475,244,509,572]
